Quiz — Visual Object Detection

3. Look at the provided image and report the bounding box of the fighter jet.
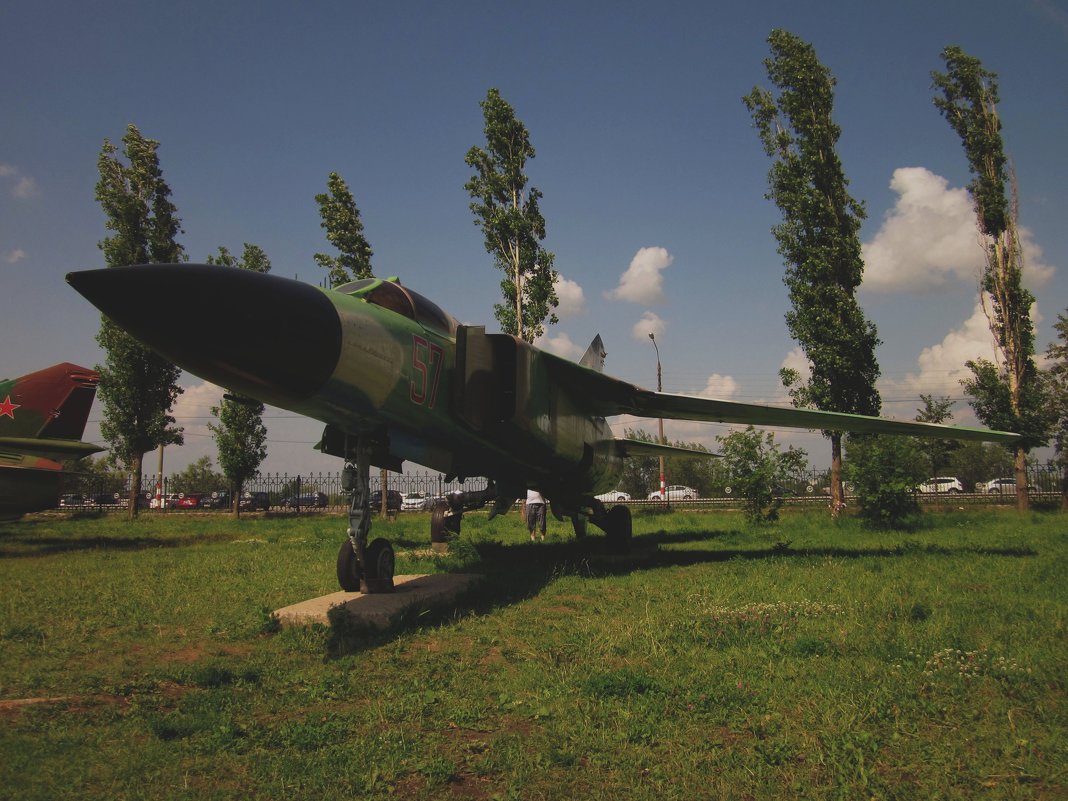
[68,265,1017,592]
[0,363,103,518]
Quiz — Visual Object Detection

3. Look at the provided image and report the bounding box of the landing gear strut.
[591,501,631,552]
[337,434,395,593]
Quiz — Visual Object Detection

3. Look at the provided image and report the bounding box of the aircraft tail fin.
[579,335,606,372]
[0,363,100,441]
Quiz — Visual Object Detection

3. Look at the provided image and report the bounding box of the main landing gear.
[337,434,395,594]
[588,499,632,551]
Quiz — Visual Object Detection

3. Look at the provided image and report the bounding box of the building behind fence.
[52,464,1064,511]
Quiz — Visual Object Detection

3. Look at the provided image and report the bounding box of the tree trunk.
[830,433,843,519]
[128,452,143,520]
[1060,462,1068,512]
[1014,444,1029,512]
[232,481,241,519]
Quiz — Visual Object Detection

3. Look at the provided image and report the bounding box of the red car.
[174,492,206,509]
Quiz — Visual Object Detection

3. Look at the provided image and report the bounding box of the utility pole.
[649,333,666,506]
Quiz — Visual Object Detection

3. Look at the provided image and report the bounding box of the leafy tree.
[465,88,558,342]
[206,243,271,273]
[933,46,1052,510]
[844,435,926,529]
[914,394,960,476]
[947,441,1013,492]
[717,426,807,524]
[314,172,373,287]
[94,124,185,519]
[743,30,881,518]
[618,428,659,499]
[206,244,272,515]
[1043,310,1068,509]
[168,456,225,496]
[666,439,730,498]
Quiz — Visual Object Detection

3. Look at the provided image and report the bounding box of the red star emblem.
[0,395,18,419]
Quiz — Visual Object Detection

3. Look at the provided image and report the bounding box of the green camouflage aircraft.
[68,265,1017,592]
[0,362,102,519]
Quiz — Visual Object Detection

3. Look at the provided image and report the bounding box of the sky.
[2,0,1066,477]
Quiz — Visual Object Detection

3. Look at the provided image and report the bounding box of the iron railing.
[52,464,1064,511]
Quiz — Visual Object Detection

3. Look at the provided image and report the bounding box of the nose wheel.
[338,434,395,593]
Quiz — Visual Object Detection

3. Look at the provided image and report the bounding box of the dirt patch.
[0,694,131,716]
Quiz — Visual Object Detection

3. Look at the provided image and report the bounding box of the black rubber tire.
[430,501,449,543]
[364,538,395,582]
[362,538,396,593]
[336,540,361,592]
[605,504,632,552]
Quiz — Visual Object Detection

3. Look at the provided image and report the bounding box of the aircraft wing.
[615,438,720,459]
[541,351,1019,443]
[0,436,103,463]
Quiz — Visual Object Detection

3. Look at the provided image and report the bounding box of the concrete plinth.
[274,573,483,630]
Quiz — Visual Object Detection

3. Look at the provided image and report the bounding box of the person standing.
[526,488,547,542]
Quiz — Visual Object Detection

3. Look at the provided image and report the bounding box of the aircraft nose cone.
[67,264,342,406]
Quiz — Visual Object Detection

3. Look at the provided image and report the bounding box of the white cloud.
[697,373,739,400]
[170,380,226,458]
[606,246,672,303]
[631,311,665,342]
[553,274,585,319]
[13,176,38,198]
[536,331,585,361]
[0,164,15,177]
[884,301,998,400]
[863,167,1055,293]
[5,249,26,264]
[862,168,984,292]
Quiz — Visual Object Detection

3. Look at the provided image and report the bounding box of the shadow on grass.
[0,534,197,558]
[323,525,1037,657]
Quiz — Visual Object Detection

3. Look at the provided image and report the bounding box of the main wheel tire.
[363,538,396,593]
[605,504,632,552]
[337,540,361,592]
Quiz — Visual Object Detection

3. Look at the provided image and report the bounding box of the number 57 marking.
[410,335,444,409]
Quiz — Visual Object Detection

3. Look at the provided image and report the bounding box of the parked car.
[150,493,179,509]
[174,492,206,509]
[648,485,698,501]
[916,477,964,494]
[59,493,86,507]
[240,491,271,511]
[370,489,403,513]
[595,490,631,503]
[281,491,328,509]
[980,477,1034,494]
[201,490,233,510]
[401,491,429,511]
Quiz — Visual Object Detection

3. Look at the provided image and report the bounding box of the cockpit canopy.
[335,277,458,336]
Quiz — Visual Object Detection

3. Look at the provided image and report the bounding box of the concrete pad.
[274,573,483,630]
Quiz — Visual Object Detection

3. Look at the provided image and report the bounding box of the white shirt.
[526,489,545,505]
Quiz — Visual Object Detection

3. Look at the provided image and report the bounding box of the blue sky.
[2,0,1065,474]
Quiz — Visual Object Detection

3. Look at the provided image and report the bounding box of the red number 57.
[410,335,444,409]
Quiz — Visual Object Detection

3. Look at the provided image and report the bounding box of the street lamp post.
[648,333,666,506]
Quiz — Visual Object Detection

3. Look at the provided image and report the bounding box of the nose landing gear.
[337,434,395,593]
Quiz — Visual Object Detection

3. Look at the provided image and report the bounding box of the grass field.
[1,507,1065,800]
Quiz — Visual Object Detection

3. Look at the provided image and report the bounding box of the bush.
[844,434,926,529]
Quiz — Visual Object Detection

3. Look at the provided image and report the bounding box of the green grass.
[1,507,1065,799]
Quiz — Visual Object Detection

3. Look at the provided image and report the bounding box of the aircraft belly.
[0,464,61,516]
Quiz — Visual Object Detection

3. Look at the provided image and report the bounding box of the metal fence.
[52,464,1063,512]
[54,470,491,511]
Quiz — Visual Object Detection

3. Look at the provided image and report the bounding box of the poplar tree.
[465,88,558,342]
[206,244,271,516]
[1043,310,1067,510]
[94,124,185,518]
[743,29,881,517]
[932,46,1051,510]
[314,172,373,287]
